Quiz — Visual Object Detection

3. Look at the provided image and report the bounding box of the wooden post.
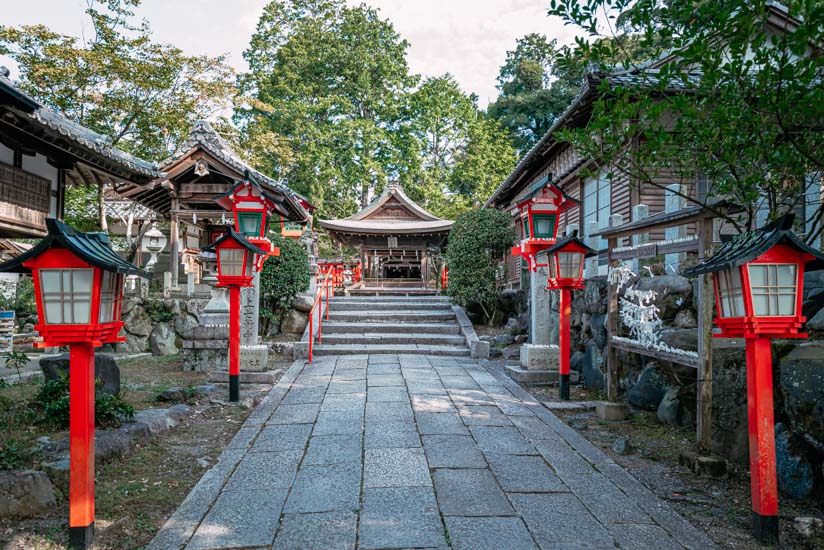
[559,287,571,400]
[69,343,95,549]
[170,197,180,288]
[228,285,240,402]
[606,235,619,401]
[696,217,714,452]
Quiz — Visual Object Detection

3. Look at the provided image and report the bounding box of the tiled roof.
[0,71,160,178]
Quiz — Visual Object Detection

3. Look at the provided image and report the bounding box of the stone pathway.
[149,355,716,550]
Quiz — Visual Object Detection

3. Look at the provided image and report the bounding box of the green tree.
[446,208,515,322]
[259,233,311,332]
[547,0,824,238]
[0,0,235,229]
[239,0,418,219]
[488,34,581,155]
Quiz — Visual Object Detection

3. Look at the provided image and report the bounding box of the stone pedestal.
[520,266,554,369]
[506,345,559,385]
[240,272,268,372]
[181,277,229,371]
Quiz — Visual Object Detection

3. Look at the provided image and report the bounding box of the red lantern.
[539,231,596,400]
[0,219,147,550]
[203,228,267,402]
[685,215,824,543]
[511,182,577,271]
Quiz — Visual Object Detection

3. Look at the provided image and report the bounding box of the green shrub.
[260,233,311,329]
[445,208,514,323]
[0,277,36,316]
[0,438,36,470]
[143,299,175,322]
[32,374,135,429]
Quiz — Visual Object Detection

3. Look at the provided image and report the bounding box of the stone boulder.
[635,275,692,321]
[122,304,152,337]
[0,471,56,517]
[581,341,605,389]
[589,314,607,350]
[174,313,199,340]
[627,364,668,411]
[115,332,148,354]
[710,339,748,463]
[150,322,178,356]
[806,307,824,332]
[658,328,698,352]
[282,309,309,334]
[657,387,684,426]
[775,424,815,500]
[494,334,514,346]
[673,309,697,329]
[40,353,121,396]
[583,277,608,314]
[291,293,315,313]
[779,343,824,448]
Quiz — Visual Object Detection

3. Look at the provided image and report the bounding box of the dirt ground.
[0,354,290,549]
[484,358,824,549]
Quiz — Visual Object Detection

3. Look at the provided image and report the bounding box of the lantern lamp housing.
[202,227,268,288]
[538,231,598,290]
[511,181,578,271]
[0,219,148,347]
[684,215,824,339]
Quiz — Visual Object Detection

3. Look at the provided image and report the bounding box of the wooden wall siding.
[0,163,51,212]
[611,169,632,224]
[511,145,583,207]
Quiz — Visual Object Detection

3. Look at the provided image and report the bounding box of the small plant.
[143,300,175,323]
[4,351,30,399]
[32,374,135,429]
[0,438,35,470]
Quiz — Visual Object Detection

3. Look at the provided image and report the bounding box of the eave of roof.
[317,219,453,236]
[201,226,269,255]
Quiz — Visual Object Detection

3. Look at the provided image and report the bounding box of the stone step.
[346,289,441,296]
[323,322,462,335]
[327,311,456,322]
[331,301,453,312]
[321,333,467,346]
[206,371,279,384]
[312,344,470,356]
[332,295,450,302]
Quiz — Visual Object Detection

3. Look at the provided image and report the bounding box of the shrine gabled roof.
[201,226,269,255]
[684,215,824,276]
[0,219,148,277]
[349,183,442,222]
[537,230,598,258]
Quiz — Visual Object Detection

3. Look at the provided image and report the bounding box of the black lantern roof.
[0,219,149,277]
[684,215,824,276]
[202,226,269,255]
[538,230,598,257]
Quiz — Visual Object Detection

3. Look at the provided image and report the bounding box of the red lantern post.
[0,219,147,549]
[540,231,597,400]
[685,215,824,543]
[203,227,268,402]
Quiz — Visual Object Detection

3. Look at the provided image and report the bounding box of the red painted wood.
[746,337,778,518]
[69,343,95,530]
[559,288,571,376]
[229,286,240,377]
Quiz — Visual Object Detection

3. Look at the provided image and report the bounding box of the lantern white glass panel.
[534,215,556,239]
[748,263,797,316]
[98,271,120,323]
[716,267,746,317]
[40,268,94,324]
[558,252,584,279]
[547,254,557,279]
[219,248,246,277]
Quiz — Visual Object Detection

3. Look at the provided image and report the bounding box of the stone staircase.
[312,295,470,356]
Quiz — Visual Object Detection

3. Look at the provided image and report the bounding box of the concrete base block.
[504,365,558,385]
[240,344,269,372]
[520,344,559,372]
[596,401,629,421]
[471,340,490,360]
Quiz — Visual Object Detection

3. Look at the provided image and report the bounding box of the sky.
[0,0,580,107]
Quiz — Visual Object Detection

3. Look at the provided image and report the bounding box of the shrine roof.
[536,230,598,258]
[201,226,269,255]
[0,219,148,277]
[684,215,824,276]
[318,183,453,236]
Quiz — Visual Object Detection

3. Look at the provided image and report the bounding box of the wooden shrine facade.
[318,183,452,288]
[115,121,312,285]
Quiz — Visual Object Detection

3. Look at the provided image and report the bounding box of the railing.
[307,266,333,363]
[441,265,448,290]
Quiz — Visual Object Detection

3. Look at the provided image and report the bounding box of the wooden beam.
[696,217,715,453]
[170,195,180,288]
[606,236,619,401]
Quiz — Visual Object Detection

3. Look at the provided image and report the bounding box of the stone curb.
[482,363,719,550]
[452,304,490,359]
[146,358,308,550]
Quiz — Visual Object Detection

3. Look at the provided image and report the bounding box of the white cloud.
[0,0,582,107]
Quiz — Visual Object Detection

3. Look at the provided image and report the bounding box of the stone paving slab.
[151,355,717,549]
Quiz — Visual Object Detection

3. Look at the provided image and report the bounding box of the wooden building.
[0,68,159,238]
[116,120,312,285]
[318,183,452,289]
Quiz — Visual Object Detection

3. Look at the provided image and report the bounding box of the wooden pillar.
[559,288,571,400]
[69,343,95,549]
[606,236,619,401]
[170,197,180,288]
[696,217,715,452]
